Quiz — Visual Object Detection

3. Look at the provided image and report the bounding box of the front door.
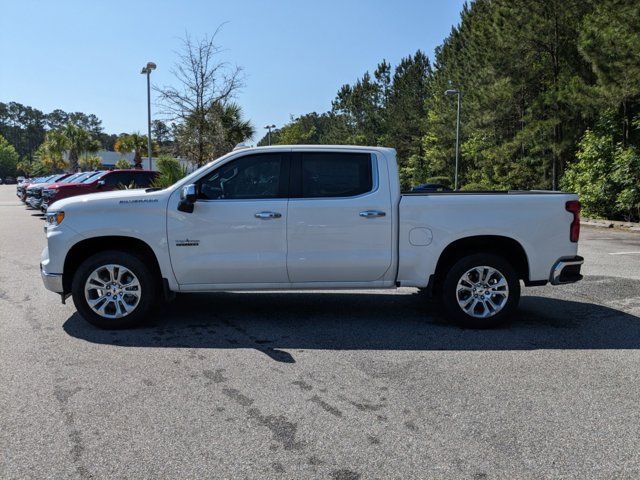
[286,151,393,283]
[167,152,290,286]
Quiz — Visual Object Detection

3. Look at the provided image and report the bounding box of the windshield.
[65,172,93,183]
[59,173,83,183]
[81,171,105,183]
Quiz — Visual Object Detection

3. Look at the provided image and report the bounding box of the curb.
[581,218,640,233]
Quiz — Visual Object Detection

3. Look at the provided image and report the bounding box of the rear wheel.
[441,253,520,328]
[71,250,158,329]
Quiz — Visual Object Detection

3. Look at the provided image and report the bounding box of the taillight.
[566,200,580,243]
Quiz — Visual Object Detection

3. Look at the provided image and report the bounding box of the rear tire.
[71,250,158,329]
[441,253,520,328]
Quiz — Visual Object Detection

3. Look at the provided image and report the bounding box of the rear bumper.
[550,256,584,285]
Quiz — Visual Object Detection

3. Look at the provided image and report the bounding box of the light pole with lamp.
[445,89,461,190]
[140,62,156,170]
[264,124,276,146]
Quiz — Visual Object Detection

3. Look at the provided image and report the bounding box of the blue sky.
[0,0,466,142]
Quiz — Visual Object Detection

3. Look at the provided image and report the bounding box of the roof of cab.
[233,145,396,155]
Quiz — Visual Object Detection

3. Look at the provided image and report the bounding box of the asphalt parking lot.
[1,184,639,479]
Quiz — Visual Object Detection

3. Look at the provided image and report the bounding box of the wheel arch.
[431,235,530,294]
[63,236,162,294]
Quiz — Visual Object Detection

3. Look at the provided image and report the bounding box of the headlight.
[46,211,65,226]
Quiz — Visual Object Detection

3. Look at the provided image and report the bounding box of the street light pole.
[140,62,156,170]
[445,89,461,190]
[264,124,276,146]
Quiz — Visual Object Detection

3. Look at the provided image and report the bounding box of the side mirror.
[178,184,197,213]
[97,180,105,188]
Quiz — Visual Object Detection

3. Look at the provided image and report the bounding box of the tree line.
[258,0,640,221]
[0,102,117,159]
[2,4,638,220]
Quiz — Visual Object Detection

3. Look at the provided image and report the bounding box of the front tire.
[441,253,520,328]
[71,250,158,329]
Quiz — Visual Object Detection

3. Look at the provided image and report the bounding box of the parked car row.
[17,169,158,212]
[0,176,22,185]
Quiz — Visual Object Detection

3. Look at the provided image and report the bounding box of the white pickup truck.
[40,146,583,329]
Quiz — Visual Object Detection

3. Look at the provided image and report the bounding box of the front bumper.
[40,245,64,293]
[40,264,63,293]
[550,256,584,285]
[28,198,42,209]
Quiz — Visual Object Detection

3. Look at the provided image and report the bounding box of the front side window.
[301,152,372,198]
[198,153,286,200]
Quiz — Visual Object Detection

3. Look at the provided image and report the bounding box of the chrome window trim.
[194,150,379,202]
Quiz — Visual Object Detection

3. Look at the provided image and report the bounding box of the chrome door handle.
[359,210,386,218]
[255,211,282,219]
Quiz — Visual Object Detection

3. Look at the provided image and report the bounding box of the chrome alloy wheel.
[84,264,141,319]
[456,266,509,319]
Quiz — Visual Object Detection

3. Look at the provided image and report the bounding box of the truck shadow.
[62,290,640,363]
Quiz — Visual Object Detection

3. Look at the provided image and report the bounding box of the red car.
[41,169,158,211]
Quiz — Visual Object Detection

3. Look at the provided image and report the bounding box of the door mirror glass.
[97,180,105,187]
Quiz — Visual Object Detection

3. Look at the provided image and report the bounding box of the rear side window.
[301,152,372,198]
[132,172,156,187]
[102,172,134,187]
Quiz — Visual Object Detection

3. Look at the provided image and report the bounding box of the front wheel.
[441,253,520,328]
[71,250,158,329]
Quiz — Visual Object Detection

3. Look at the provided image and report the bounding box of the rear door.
[286,151,393,283]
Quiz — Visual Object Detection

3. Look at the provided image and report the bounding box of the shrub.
[114,158,131,169]
[425,176,452,188]
[79,154,102,171]
[562,129,640,221]
[460,182,491,191]
[0,135,20,178]
[152,155,187,188]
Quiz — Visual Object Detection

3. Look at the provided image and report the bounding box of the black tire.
[71,250,158,329]
[441,253,520,328]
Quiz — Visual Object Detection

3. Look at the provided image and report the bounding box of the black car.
[409,183,452,193]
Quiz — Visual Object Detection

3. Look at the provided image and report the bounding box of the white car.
[41,146,583,329]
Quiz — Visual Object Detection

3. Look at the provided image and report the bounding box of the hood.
[44,181,67,190]
[50,188,166,211]
[46,180,89,190]
[26,182,49,191]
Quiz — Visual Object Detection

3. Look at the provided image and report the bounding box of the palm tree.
[78,154,103,171]
[173,102,254,166]
[63,123,100,171]
[217,102,255,150]
[115,133,149,169]
[36,130,70,172]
